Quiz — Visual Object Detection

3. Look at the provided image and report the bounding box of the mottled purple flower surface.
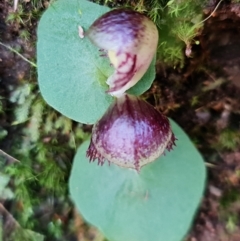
[86,9,158,97]
[87,94,176,171]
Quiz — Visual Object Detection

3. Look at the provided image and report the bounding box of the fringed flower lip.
[86,94,177,172]
[86,8,159,97]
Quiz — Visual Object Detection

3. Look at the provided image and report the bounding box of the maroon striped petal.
[86,9,158,97]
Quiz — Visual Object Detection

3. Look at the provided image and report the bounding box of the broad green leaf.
[37,0,156,124]
[69,119,206,241]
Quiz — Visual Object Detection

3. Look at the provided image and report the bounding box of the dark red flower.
[87,94,176,172]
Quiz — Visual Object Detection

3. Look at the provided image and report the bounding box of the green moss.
[217,129,240,151]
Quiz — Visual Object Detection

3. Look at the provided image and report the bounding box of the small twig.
[13,0,19,12]
[0,203,19,227]
[197,0,223,26]
[0,149,20,164]
[0,42,37,68]
[205,161,217,168]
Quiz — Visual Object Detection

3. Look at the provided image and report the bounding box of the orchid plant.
[37,0,206,241]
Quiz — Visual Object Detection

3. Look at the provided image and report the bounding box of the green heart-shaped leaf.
[37,0,156,124]
[69,119,206,241]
